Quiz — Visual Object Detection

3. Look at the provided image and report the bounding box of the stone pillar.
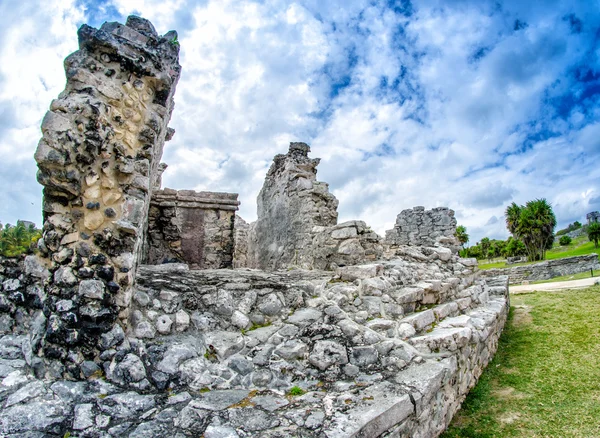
[145,189,240,269]
[33,16,180,367]
[248,142,339,270]
[384,206,460,252]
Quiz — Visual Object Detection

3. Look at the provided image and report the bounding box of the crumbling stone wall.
[233,215,250,268]
[31,16,180,371]
[481,254,599,284]
[385,206,461,252]
[247,142,339,270]
[145,189,239,269]
[311,220,384,269]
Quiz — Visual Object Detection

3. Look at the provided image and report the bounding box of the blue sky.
[0,0,598,244]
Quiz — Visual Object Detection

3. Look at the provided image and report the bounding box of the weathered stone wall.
[233,215,250,268]
[31,16,180,371]
[481,254,599,284]
[311,220,384,269]
[247,142,339,270]
[145,189,239,269]
[385,206,460,252]
[0,248,509,436]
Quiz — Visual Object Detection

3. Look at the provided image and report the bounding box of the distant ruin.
[0,16,509,438]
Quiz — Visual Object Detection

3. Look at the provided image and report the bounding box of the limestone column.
[33,16,180,370]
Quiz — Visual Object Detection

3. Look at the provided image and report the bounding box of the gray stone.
[229,408,279,431]
[5,381,46,407]
[134,290,150,307]
[135,321,156,339]
[175,309,190,331]
[275,339,308,360]
[156,315,173,334]
[0,399,66,435]
[53,267,76,286]
[157,343,198,375]
[204,425,240,438]
[228,356,254,376]
[24,255,50,280]
[99,392,156,419]
[80,361,100,378]
[78,279,105,299]
[204,331,245,359]
[309,340,348,370]
[253,395,289,412]
[287,308,322,326]
[100,324,125,349]
[110,353,146,383]
[193,389,250,411]
[258,293,283,316]
[350,346,379,367]
[305,411,325,429]
[73,403,95,430]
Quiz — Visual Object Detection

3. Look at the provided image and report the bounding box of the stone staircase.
[0,248,508,437]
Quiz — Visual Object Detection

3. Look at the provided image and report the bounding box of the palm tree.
[504,199,556,261]
[454,225,469,248]
[588,222,600,248]
[505,202,522,237]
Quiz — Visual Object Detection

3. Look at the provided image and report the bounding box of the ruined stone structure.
[246,143,384,271]
[481,254,599,284]
[248,142,339,270]
[385,207,461,253]
[145,189,239,269]
[587,211,599,224]
[32,15,181,370]
[0,16,512,438]
[233,215,250,268]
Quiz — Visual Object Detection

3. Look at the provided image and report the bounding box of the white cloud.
[0,0,598,246]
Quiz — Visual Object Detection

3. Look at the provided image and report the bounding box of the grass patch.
[287,386,306,397]
[442,286,600,437]
[546,241,598,260]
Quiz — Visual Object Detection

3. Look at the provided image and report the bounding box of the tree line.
[0,222,42,257]
[456,198,600,261]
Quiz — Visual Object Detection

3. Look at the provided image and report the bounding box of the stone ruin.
[0,16,509,438]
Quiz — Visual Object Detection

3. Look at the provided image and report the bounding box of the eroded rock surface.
[32,15,180,374]
[248,142,339,270]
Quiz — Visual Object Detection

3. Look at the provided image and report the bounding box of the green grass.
[546,241,598,259]
[442,286,600,438]
[287,386,306,396]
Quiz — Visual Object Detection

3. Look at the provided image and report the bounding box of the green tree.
[504,199,556,261]
[480,237,491,257]
[0,222,42,257]
[588,222,600,248]
[559,235,572,246]
[454,225,469,248]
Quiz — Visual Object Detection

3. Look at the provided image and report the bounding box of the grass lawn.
[442,286,600,438]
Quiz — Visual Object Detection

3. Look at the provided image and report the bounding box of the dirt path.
[510,276,598,293]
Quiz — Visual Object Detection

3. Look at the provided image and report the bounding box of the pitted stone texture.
[31,14,181,368]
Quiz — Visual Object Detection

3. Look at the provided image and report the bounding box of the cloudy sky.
[0,0,598,244]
